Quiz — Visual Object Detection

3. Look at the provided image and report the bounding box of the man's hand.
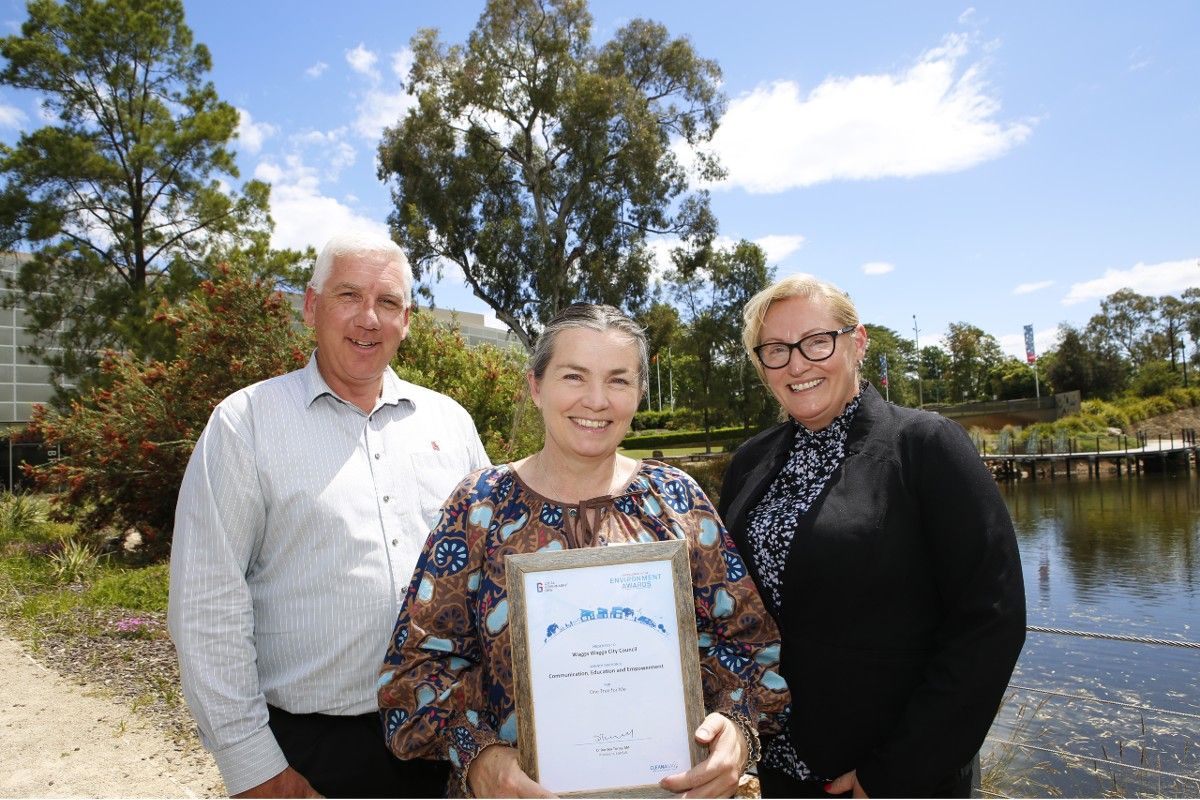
[826,769,869,798]
[232,766,322,798]
[658,712,747,798]
[466,744,554,798]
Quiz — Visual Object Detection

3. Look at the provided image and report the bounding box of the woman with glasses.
[718,274,1026,798]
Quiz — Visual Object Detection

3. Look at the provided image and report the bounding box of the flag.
[878,353,888,386]
[1023,324,1037,364]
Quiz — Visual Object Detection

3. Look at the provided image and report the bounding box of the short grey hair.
[529,304,649,395]
[310,231,413,299]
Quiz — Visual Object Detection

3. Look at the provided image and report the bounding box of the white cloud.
[755,234,806,263]
[1062,258,1200,305]
[703,33,1033,193]
[999,326,1057,362]
[253,154,388,251]
[305,61,329,79]
[1013,279,1054,295]
[1128,47,1151,72]
[342,47,417,141]
[0,102,25,128]
[346,44,379,80]
[861,261,895,276]
[644,232,806,285]
[236,108,277,154]
[353,86,417,141]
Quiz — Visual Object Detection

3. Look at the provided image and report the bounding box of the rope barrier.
[1007,683,1200,722]
[1027,624,1200,649]
[983,737,1200,786]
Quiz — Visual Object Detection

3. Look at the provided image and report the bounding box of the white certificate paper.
[521,557,693,794]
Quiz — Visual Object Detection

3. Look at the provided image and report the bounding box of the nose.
[355,301,381,329]
[785,346,808,373]
[581,380,609,410]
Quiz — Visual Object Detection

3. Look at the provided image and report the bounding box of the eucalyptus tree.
[379,0,725,350]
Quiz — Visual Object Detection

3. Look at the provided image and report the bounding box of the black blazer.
[719,384,1025,797]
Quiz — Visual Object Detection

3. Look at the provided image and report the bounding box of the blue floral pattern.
[378,461,788,796]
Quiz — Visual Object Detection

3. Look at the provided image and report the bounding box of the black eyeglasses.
[753,325,856,369]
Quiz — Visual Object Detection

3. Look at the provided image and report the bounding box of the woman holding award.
[378,304,787,798]
[719,274,1026,798]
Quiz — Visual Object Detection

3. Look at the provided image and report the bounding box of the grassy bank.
[0,492,189,741]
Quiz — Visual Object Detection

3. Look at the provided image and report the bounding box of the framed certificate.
[505,539,706,798]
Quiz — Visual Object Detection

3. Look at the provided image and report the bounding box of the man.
[168,232,490,797]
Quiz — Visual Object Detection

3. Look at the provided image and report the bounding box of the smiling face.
[528,327,642,465]
[303,252,410,411]
[758,294,866,430]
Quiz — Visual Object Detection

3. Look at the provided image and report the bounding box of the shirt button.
[374,453,380,460]
[391,539,398,546]
[383,495,390,503]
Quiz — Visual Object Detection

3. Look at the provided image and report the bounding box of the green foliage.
[1128,359,1183,398]
[943,322,1006,402]
[862,325,918,406]
[379,0,725,350]
[393,309,541,462]
[86,563,170,612]
[0,491,49,536]
[632,408,686,431]
[1080,400,1131,430]
[622,425,750,451]
[0,0,300,392]
[24,267,310,549]
[666,453,731,506]
[669,240,776,432]
[48,538,99,584]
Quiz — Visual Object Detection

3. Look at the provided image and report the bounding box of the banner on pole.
[1023,325,1037,364]
[878,353,888,386]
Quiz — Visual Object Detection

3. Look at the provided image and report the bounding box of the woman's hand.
[658,712,747,798]
[466,744,555,798]
[826,769,869,798]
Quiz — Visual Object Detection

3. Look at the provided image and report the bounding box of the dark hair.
[529,304,649,395]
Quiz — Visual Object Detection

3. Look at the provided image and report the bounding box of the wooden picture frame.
[506,539,706,798]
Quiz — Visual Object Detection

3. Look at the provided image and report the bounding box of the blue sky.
[2,1,1197,361]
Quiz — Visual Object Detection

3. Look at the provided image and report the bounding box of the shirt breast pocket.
[409,451,471,524]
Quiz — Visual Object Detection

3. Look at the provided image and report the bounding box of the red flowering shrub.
[25,266,311,551]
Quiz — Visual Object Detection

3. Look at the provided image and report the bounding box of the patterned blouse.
[378,460,789,796]
[743,389,862,781]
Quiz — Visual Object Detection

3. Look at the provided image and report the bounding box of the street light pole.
[912,314,923,408]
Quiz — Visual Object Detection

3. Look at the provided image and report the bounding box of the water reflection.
[984,475,1200,797]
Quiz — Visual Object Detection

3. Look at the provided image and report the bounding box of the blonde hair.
[741,273,863,386]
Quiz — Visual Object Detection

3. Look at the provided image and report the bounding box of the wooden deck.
[981,434,1200,480]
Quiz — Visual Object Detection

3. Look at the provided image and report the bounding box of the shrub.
[0,492,49,536]
[48,539,100,584]
[25,266,311,551]
[622,426,753,451]
[392,310,541,461]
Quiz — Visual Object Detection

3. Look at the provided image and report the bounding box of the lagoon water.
[986,475,1200,797]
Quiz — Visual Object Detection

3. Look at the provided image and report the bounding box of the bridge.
[980,431,1200,480]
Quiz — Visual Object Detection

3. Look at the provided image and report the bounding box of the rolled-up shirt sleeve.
[167,400,287,795]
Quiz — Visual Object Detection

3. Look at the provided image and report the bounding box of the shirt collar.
[301,351,415,411]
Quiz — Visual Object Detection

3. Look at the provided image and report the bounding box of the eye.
[610,376,632,386]
[379,298,400,309]
[764,343,790,357]
[562,373,584,382]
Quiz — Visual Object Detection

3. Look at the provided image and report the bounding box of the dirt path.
[0,635,224,798]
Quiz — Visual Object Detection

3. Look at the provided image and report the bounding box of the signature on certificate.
[589,728,635,744]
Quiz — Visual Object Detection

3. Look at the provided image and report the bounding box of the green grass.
[0,491,170,628]
[621,444,728,457]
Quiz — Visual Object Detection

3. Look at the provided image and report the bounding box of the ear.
[526,369,542,409]
[398,304,411,343]
[853,324,868,361]
[302,286,317,327]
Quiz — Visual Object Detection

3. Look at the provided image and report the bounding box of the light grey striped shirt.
[167,355,489,794]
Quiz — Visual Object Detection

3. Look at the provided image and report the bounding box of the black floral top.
[743,389,862,780]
